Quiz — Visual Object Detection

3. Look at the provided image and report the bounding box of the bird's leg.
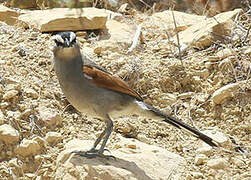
[74,115,115,159]
[88,127,107,152]
[97,115,113,154]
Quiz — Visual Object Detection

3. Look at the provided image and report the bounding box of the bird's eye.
[71,38,76,44]
[55,40,64,47]
[53,34,65,47]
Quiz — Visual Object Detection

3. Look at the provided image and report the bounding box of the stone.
[0,4,20,25]
[9,158,19,168]
[118,3,129,13]
[24,88,38,99]
[191,172,204,178]
[178,92,195,99]
[159,93,177,105]
[126,144,136,149]
[5,111,21,121]
[149,10,204,32]
[0,84,3,93]
[0,110,5,125]
[3,89,19,100]
[193,69,210,79]
[207,158,227,169]
[18,8,112,32]
[240,172,251,179]
[215,48,234,60]
[14,138,41,157]
[0,124,19,144]
[194,154,207,165]
[175,9,243,49]
[232,157,245,167]
[32,136,46,149]
[196,146,213,155]
[19,109,33,119]
[56,137,186,179]
[25,173,36,178]
[5,77,20,84]
[218,57,236,71]
[0,102,9,109]
[94,20,136,54]
[5,84,21,92]
[45,132,62,144]
[9,157,22,177]
[105,0,119,8]
[243,47,251,55]
[75,31,87,37]
[136,133,150,144]
[212,82,240,104]
[105,20,135,43]
[39,108,62,127]
[202,129,229,146]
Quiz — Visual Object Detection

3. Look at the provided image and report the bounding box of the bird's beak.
[65,39,70,47]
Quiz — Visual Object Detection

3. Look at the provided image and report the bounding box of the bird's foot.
[72,149,115,160]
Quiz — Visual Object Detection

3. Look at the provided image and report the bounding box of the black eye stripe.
[54,32,77,47]
[55,41,63,46]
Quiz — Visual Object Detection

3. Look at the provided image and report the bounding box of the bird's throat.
[54,46,80,62]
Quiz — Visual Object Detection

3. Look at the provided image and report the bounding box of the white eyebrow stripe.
[69,32,76,43]
[52,34,64,44]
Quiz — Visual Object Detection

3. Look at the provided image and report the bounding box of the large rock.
[0,4,20,25]
[94,19,136,54]
[212,81,245,105]
[56,137,185,179]
[0,124,19,144]
[175,9,243,49]
[104,20,135,44]
[149,10,205,32]
[18,8,113,32]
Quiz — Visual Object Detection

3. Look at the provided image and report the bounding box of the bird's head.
[52,31,77,48]
[52,32,81,61]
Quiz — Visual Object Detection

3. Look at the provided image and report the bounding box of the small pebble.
[3,90,19,100]
[207,158,227,169]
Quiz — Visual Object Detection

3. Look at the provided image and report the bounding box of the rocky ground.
[0,2,250,180]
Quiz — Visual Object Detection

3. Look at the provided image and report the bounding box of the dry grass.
[0,3,250,179]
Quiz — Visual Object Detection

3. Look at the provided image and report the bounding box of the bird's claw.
[72,149,116,160]
[103,148,111,153]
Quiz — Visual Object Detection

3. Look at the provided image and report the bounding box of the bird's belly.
[64,91,103,119]
[59,80,129,119]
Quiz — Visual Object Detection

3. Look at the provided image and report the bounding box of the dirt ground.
[0,8,250,179]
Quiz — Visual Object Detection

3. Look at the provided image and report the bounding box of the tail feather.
[145,104,218,147]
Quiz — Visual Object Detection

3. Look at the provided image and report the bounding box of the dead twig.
[243,24,251,43]
[171,10,182,64]
[138,0,151,9]
[127,25,142,53]
[29,115,42,134]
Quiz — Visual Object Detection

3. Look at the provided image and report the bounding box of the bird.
[52,31,218,158]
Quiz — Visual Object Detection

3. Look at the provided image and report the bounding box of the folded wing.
[83,65,143,101]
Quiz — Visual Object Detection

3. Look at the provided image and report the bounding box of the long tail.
[144,103,218,147]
